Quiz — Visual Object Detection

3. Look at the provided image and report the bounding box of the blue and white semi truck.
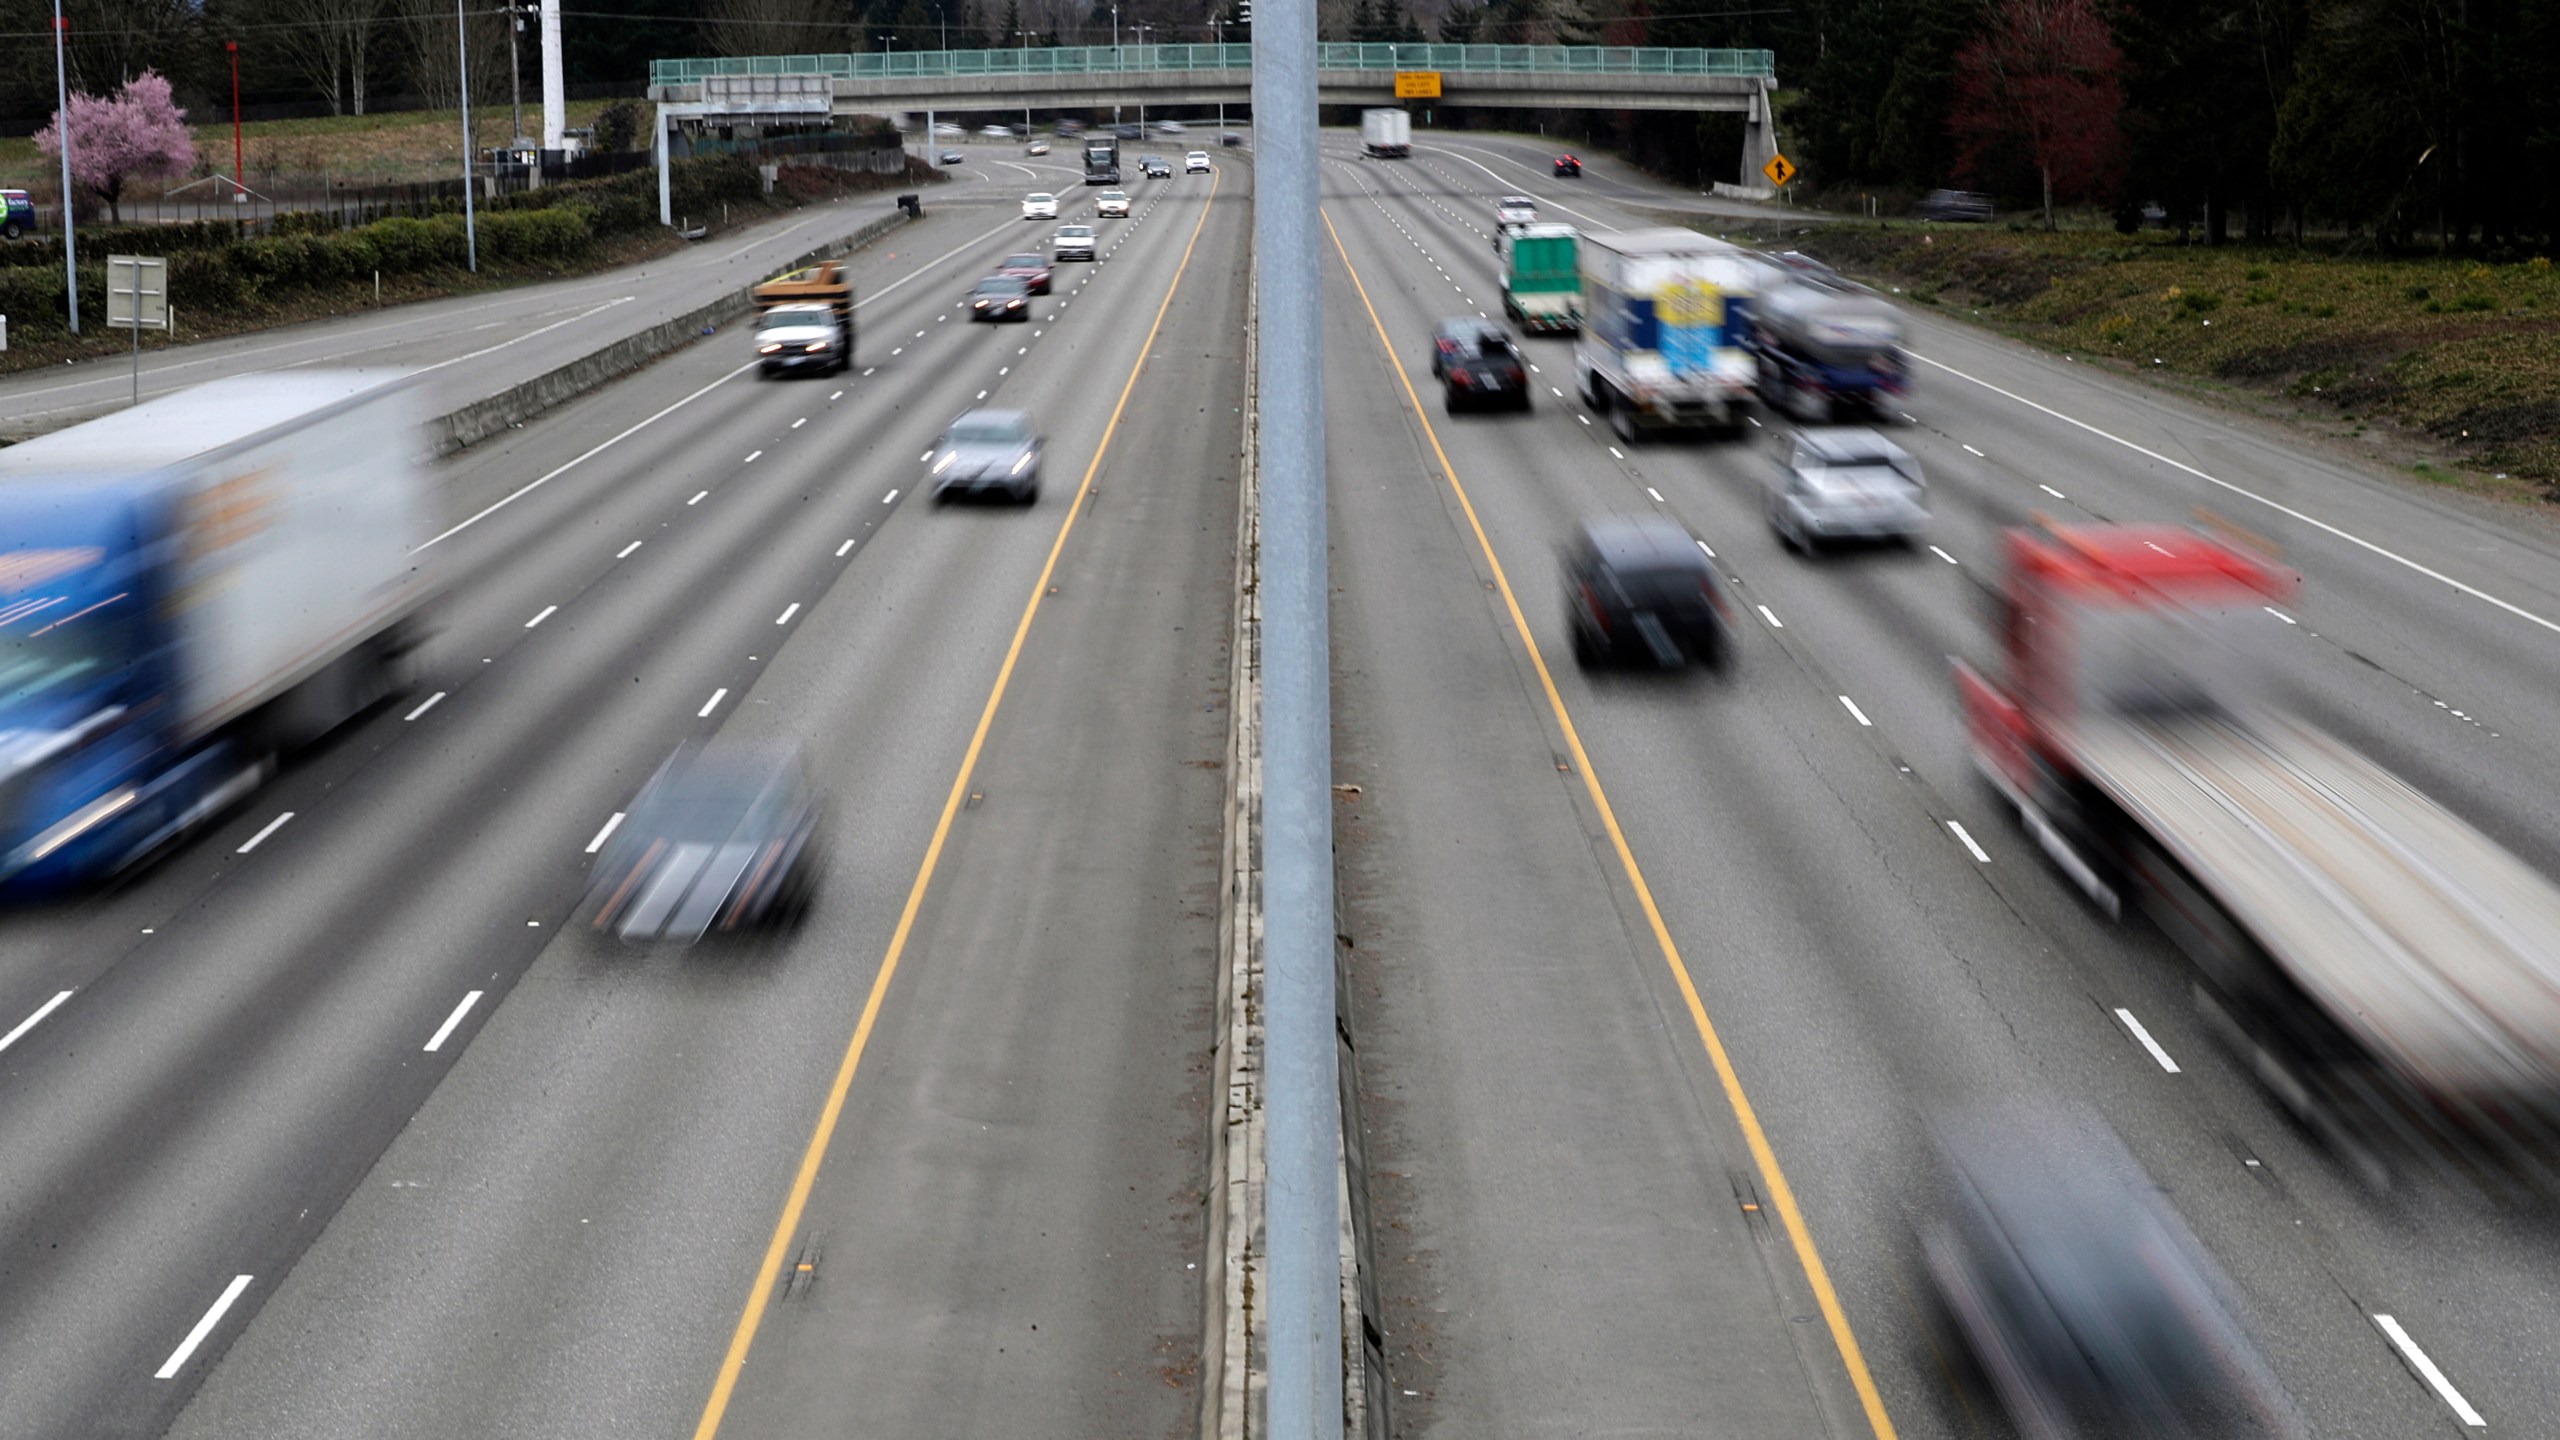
[0,371,438,890]
[1572,229,1760,442]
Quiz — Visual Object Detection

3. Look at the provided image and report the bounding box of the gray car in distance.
[929,408,1044,505]
[1766,427,1929,553]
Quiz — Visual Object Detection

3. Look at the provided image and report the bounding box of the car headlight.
[804,341,829,352]
[759,343,783,354]
[934,452,958,474]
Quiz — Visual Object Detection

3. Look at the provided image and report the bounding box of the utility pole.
[51,0,77,333]
[1112,4,1121,125]
[506,0,525,147]
[227,41,244,207]
[539,0,564,152]
[456,0,478,271]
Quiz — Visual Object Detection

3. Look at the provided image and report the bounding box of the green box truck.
[1498,223,1582,335]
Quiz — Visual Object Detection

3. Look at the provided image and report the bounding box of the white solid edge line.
[1930,545,1961,565]
[1838,695,1873,727]
[1911,351,2560,638]
[1948,820,1991,863]
[699,688,728,718]
[2113,1007,2182,1073]
[414,361,757,552]
[584,811,625,854]
[423,990,485,1053]
[0,990,74,1055]
[1756,604,1783,629]
[775,602,801,625]
[2373,1314,2486,1427]
[403,690,446,722]
[236,812,295,854]
[616,540,642,559]
[155,1275,255,1379]
[524,605,557,628]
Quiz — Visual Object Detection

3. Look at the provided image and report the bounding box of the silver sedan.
[929,408,1044,505]
[1766,426,1929,552]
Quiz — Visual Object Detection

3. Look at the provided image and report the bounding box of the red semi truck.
[1955,521,2560,1186]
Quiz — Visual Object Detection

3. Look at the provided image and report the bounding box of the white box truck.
[1573,229,1760,442]
[1361,109,1412,159]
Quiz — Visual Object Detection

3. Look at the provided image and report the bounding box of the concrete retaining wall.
[430,208,913,454]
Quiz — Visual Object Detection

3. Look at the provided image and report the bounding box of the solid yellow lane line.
[690,170,1228,1440]
[1320,206,1900,1440]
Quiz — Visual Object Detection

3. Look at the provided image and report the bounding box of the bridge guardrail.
[651,43,1775,88]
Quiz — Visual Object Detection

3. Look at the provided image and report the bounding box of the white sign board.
[106,254,169,331]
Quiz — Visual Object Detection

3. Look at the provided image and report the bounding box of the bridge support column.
[1739,80,1781,195]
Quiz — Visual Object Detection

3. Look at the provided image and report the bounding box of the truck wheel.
[1610,397,1641,445]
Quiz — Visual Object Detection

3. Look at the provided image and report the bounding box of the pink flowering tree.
[33,71,197,224]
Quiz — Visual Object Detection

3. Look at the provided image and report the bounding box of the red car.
[1553,154,1582,177]
[997,251,1053,295]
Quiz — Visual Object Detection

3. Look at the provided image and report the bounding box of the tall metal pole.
[51,0,78,334]
[456,0,478,272]
[1112,5,1121,125]
[228,42,243,203]
[506,1,524,147]
[1253,0,1340,1427]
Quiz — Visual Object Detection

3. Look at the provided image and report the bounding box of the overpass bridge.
[645,44,1782,211]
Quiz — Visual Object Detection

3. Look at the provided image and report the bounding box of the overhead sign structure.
[1762,151,1797,188]
[1394,71,1441,99]
[106,254,169,330]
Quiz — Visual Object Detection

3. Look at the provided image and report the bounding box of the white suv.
[1095,190,1131,218]
[1052,224,1096,261]
[1185,151,1212,174]
[1022,192,1057,220]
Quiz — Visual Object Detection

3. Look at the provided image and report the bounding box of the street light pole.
[50,0,77,334]
[506,0,524,148]
[227,41,244,206]
[1112,4,1121,125]
[456,0,478,271]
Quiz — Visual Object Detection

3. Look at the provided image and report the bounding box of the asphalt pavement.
[1321,135,2560,1437]
[0,149,1102,440]
[0,152,1243,1439]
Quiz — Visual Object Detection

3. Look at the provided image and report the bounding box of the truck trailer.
[1749,268,1906,421]
[1955,521,2560,1186]
[0,371,439,890]
[1360,109,1412,159]
[1498,223,1582,334]
[1573,229,1759,441]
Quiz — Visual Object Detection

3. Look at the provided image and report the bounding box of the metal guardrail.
[651,43,1776,87]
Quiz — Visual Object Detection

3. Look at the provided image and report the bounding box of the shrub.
[2180,290,2222,313]
[2245,265,2270,281]
[2406,285,2432,301]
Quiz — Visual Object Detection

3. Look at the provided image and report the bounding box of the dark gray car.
[1919,1100,2306,1440]
[1917,188,1994,221]
[1563,515,1732,670]
[929,408,1043,504]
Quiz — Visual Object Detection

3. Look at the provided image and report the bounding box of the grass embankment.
[0,99,630,187]
[1780,226,2560,491]
[0,156,935,379]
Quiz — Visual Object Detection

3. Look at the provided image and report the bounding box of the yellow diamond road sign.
[1762,152,1796,188]
[1394,71,1441,99]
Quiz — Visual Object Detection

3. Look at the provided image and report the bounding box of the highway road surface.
[1,121,2557,1440]
[0,149,1100,440]
[1320,133,2560,1439]
[0,155,1244,1440]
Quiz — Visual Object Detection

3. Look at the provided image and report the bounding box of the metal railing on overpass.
[649,43,1776,88]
